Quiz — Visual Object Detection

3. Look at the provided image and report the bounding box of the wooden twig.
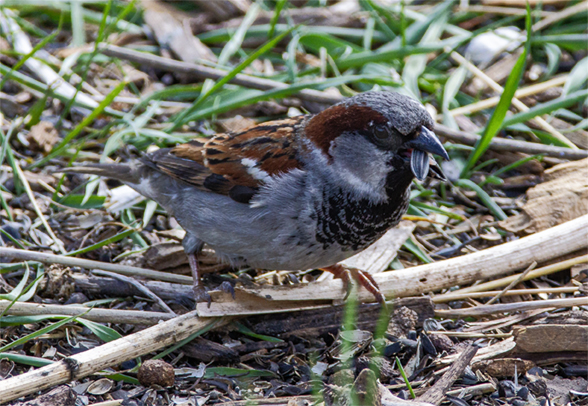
[91,270,176,315]
[417,344,479,405]
[193,0,250,21]
[239,215,588,303]
[0,300,174,324]
[98,44,344,105]
[142,0,217,63]
[214,397,313,406]
[485,261,536,305]
[446,382,496,397]
[434,297,588,318]
[513,324,588,353]
[435,338,516,370]
[429,331,512,339]
[435,124,588,160]
[0,312,225,404]
[0,247,193,285]
[433,286,579,303]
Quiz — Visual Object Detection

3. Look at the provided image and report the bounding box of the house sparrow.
[66,91,448,305]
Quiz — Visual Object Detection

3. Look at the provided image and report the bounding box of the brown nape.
[304,105,387,157]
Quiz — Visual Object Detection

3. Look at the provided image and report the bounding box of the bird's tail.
[60,163,141,184]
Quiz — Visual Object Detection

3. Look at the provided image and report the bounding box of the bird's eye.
[373,126,390,140]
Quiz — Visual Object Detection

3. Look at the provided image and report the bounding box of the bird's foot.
[193,285,212,307]
[321,264,385,305]
[193,280,235,308]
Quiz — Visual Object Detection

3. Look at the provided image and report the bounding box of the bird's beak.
[407,127,449,181]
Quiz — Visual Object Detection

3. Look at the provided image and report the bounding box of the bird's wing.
[142,117,305,203]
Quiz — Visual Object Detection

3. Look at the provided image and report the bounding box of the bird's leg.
[182,234,211,306]
[321,264,385,304]
[187,253,212,306]
[183,233,235,306]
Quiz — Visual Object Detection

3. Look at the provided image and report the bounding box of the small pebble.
[138,359,175,387]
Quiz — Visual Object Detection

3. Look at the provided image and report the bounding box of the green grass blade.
[168,27,296,132]
[65,227,137,257]
[234,321,284,343]
[402,11,448,98]
[268,0,287,39]
[337,42,447,70]
[480,154,544,186]
[442,65,467,129]
[461,4,532,177]
[403,237,433,264]
[70,1,85,46]
[501,89,588,130]
[0,12,63,91]
[218,3,260,66]
[563,57,588,95]
[0,311,88,353]
[0,353,53,367]
[29,81,127,169]
[454,179,507,220]
[77,318,122,342]
[395,356,416,399]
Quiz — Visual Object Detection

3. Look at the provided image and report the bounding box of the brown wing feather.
[142,117,305,203]
[203,117,304,186]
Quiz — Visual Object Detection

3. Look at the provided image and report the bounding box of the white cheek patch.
[241,157,272,182]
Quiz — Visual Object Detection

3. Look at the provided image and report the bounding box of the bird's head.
[304,91,449,197]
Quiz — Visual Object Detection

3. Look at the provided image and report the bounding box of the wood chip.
[471,358,535,378]
[513,324,588,353]
[500,158,588,233]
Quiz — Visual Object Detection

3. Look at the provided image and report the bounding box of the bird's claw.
[322,264,386,305]
[193,285,212,307]
[219,281,236,299]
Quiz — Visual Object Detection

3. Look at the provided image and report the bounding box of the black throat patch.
[314,184,411,252]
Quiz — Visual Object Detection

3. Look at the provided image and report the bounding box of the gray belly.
[138,174,346,270]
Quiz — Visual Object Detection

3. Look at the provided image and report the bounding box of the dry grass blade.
[0,247,192,284]
[448,254,588,294]
[448,49,578,149]
[449,75,569,116]
[433,286,579,303]
[435,297,588,318]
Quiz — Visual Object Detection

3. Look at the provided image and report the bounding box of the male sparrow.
[66,91,449,304]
